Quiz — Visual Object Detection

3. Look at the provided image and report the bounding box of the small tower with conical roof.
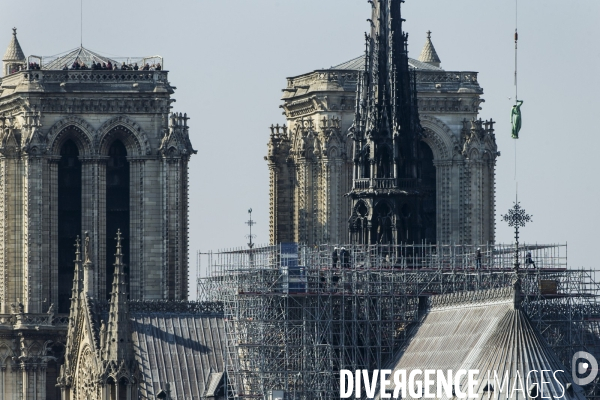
[418,31,441,68]
[2,28,26,76]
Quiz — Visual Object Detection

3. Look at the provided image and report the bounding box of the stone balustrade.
[1,69,169,87]
[353,178,416,190]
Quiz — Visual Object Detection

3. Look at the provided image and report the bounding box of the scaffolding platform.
[198,243,600,400]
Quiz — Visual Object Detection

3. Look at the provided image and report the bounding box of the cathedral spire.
[353,0,419,142]
[104,229,133,362]
[418,30,441,67]
[349,0,429,245]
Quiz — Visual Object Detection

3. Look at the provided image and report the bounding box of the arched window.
[361,145,370,178]
[373,202,393,245]
[45,342,65,400]
[119,378,129,399]
[419,141,436,243]
[352,202,369,244]
[376,146,391,178]
[107,377,116,400]
[106,140,130,299]
[58,139,81,312]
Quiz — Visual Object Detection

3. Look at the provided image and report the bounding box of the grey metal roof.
[42,46,117,70]
[331,55,443,71]
[131,313,226,400]
[418,31,441,66]
[3,28,25,62]
[378,286,585,400]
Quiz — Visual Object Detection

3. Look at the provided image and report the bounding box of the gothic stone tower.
[268,13,499,246]
[0,31,194,398]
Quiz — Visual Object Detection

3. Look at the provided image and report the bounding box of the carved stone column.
[21,363,29,400]
[47,156,61,310]
[32,364,37,400]
[268,163,278,244]
[0,157,8,313]
[127,158,146,301]
[0,365,4,398]
[38,364,46,400]
[468,158,484,245]
[434,160,452,244]
[80,156,108,300]
[22,154,45,313]
[0,153,23,312]
[161,156,188,300]
[295,160,307,244]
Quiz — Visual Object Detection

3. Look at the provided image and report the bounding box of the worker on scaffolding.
[332,247,339,268]
[475,248,482,269]
[340,247,350,268]
[525,251,536,269]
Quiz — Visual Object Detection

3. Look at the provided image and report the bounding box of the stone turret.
[418,30,441,68]
[2,28,26,76]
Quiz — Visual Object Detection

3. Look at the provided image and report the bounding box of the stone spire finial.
[71,236,84,295]
[104,229,133,363]
[74,235,81,263]
[3,27,26,62]
[418,30,441,68]
[66,236,84,321]
[115,229,123,262]
[83,231,95,298]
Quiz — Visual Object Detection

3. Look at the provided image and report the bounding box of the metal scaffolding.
[198,243,600,400]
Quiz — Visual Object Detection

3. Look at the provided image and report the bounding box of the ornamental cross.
[501,202,532,271]
[501,202,531,228]
[246,209,256,249]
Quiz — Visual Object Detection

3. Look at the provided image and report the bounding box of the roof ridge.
[429,286,516,309]
[127,299,224,315]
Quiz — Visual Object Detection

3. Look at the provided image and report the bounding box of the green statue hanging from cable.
[511,100,523,139]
